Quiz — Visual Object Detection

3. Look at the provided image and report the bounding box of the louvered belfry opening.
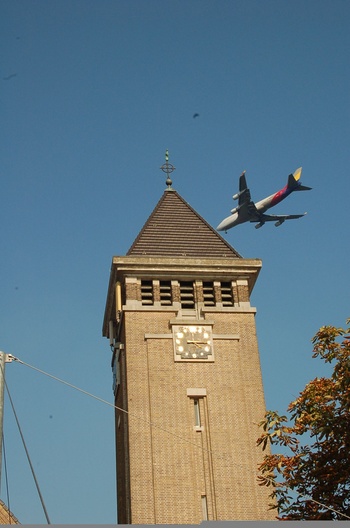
[203,281,215,306]
[141,280,153,305]
[221,281,234,306]
[159,280,172,305]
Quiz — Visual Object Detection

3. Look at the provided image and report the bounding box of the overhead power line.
[8,354,350,521]
[4,378,51,524]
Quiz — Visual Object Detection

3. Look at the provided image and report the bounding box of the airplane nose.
[217,213,238,231]
[216,220,227,231]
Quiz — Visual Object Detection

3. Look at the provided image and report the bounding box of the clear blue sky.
[1,0,349,523]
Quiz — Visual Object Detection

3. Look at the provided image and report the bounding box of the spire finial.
[160,149,176,188]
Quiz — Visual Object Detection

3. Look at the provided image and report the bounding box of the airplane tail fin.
[287,167,312,191]
[293,167,302,181]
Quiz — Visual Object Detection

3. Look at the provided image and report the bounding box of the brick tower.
[103,158,274,524]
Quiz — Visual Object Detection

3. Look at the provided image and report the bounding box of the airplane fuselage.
[255,184,294,212]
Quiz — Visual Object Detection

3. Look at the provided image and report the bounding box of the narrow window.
[221,281,234,306]
[203,281,215,306]
[180,281,195,309]
[201,495,208,520]
[159,280,172,305]
[187,390,206,430]
[141,280,153,305]
[193,399,201,427]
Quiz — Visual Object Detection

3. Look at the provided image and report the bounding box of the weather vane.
[160,149,176,188]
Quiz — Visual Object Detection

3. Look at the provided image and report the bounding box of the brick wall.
[117,308,275,523]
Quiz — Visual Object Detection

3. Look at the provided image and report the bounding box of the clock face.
[173,325,213,360]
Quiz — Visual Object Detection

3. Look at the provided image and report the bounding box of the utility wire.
[4,378,51,524]
[11,356,218,459]
[306,498,350,520]
[10,355,350,521]
[262,475,350,520]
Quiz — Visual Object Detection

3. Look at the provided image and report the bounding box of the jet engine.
[274,219,285,227]
[255,222,264,229]
[232,190,244,200]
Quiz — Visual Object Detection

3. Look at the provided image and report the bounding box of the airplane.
[216,167,311,232]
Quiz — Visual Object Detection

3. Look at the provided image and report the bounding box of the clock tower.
[103,157,274,524]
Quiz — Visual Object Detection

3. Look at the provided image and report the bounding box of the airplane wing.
[251,212,307,228]
[238,172,252,206]
[255,213,306,222]
[229,173,263,223]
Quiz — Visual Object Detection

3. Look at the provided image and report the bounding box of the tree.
[257,320,350,520]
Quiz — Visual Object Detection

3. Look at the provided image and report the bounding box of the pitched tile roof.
[127,189,241,258]
[0,500,20,524]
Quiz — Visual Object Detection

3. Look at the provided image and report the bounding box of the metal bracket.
[2,353,16,363]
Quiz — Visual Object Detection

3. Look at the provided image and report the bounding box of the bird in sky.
[3,73,17,80]
[193,113,199,118]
